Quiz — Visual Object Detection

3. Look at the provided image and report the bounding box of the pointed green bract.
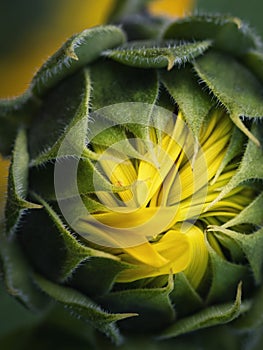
[16,193,122,285]
[103,40,211,70]
[170,273,204,317]
[28,69,91,163]
[212,127,246,184]
[31,26,126,96]
[97,276,175,332]
[163,15,260,56]
[205,239,251,304]
[222,192,263,228]
[234,285,263,331]
[209,124,263,207]
[0,228,49,311]
[213,227,263,285]
[243,50,263,83]
[158,283,249,339]
[30,69,91,166]
[68,257,131,297]
[90,59,159,109]
[34,274,136,345]
[5,129,41,237]
[161,66,212,136]
[0,92,40,155]
[29,157,116,201]
[194,51,263,145]
[89,59,159,141]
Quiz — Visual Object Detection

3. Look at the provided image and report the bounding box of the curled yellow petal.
[183,224,209,288]
[117,229,191,282]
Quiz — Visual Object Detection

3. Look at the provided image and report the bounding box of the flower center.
[76,108,254,287]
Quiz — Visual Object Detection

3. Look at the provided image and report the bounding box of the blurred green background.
[197,0,263,38]
[1,0,263,348]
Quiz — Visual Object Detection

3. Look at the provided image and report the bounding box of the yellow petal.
[82,206,179,240]
[117,229,191,282]
[124,242,169,268]
[183,225,209,288]
[95,147,137,204]
[136,114,187,206]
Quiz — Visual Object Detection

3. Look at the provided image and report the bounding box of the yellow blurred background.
[0,0,193,99]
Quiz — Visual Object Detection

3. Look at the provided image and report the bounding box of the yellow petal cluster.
[76,109,253,288]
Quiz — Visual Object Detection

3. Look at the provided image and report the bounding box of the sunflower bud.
[1,12,263,347]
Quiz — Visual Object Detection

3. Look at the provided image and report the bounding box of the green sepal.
[96,325,245,350]
[87,110,156,162]
[209,123,263,206]
[57,194,107,220]
[34,274,136,345]
[212,127,246,184]
[158,282,250,339]
[103,40,211,70]
[0,92,41,156]
[5,129,41,237]
[0,227,49,311]
[89,120,158,170]
[68,257,132,298]
[91,124,127,148]
[28,69,90,164]
[234,284,263,331]
[91,102,168,144]
[205,236,252,304]
[194,51,263,145]
[243,49,263,83]
[207,230,244,264]
[29,156,117,202]
[77,158,121,195]
[170,273,204,317]
[160,65,212,136]
[212,227,263,285]
[31,70,91,165]
[19,194,118,283]
[163,14,260,56]
[222,192,263,228]
[90,59,159,110]
[97,275,175,332]
[31,26,126,96]
[89,59,159,141]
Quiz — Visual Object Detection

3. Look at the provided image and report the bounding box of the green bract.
[1,13,263,348]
